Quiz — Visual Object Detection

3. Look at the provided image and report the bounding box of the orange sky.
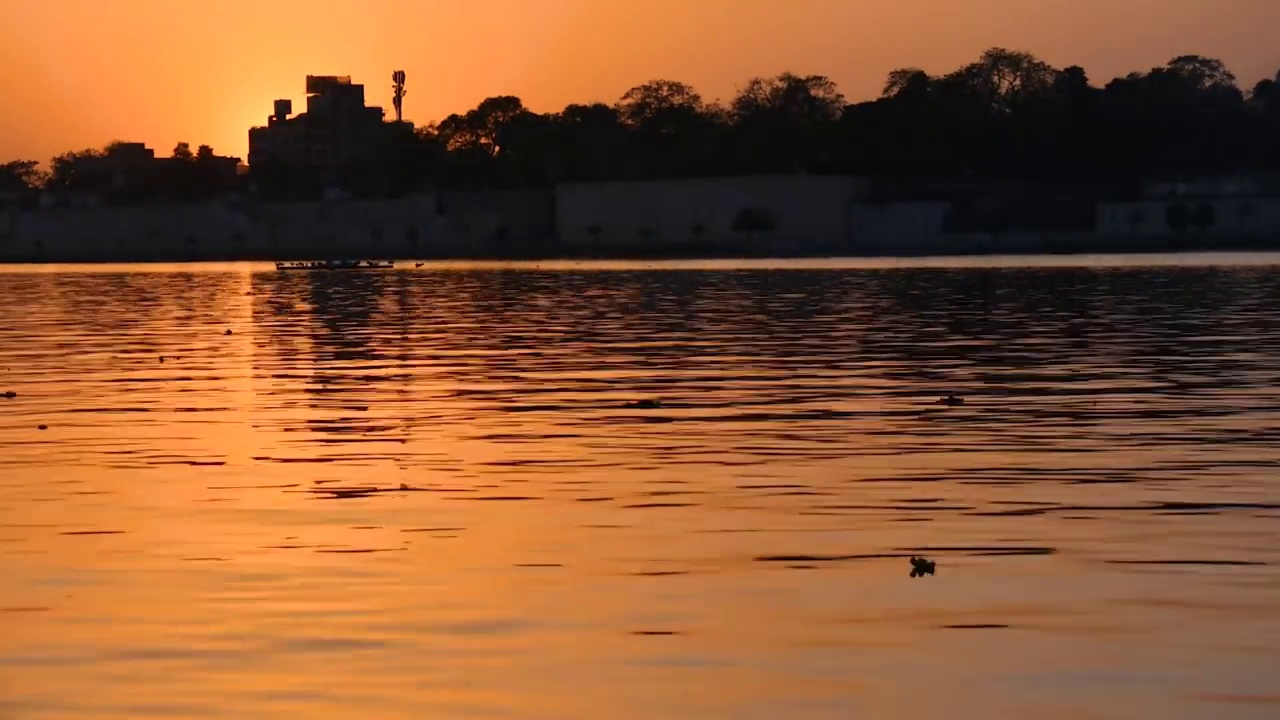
[1,0,1277,165]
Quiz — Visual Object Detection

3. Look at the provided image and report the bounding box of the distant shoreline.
[3,243,1280,266]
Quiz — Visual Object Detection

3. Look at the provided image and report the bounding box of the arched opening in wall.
[1166,203,1191,234]
[1126,210,1145,234]
[406,226,419,246]
[1191,203,1216,233]
[493,225,509,241]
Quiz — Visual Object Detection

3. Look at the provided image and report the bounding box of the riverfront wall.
[554,175,871,255]
[0,192,547,262]
[2,177,1279,262]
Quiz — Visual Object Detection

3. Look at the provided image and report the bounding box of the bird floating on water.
[624,399,662,409]
[936,395,964,406]
[909,556,936,578]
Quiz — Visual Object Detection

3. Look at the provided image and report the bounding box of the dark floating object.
[941,624,1009,629]
[936,395,964,406]
[37,424,47,430]
[275,259,396,271]
[225,329,233,335]
[2,390,15,399]
[299,484,429,499]
[909,556,937,577]
[624,399,662,409]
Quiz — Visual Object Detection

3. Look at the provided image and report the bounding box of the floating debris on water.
[624,399,662,409]
[909,556,937,577]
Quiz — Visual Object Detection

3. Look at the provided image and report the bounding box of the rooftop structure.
[249,74,398,195]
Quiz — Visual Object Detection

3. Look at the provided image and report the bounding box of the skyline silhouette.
[4,48,1277,202]
[3,0,1279,164]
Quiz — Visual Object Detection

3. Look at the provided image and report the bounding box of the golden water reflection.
[2,257,1280,719]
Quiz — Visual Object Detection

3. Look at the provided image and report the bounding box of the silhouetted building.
[88,143,156,191]
[48,143,242,204]
[249,75,398,197]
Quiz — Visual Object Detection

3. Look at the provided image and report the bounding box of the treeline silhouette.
[1,141,243,206]
[3,48,1279,202]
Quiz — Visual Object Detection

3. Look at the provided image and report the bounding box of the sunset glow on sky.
[1,0,1277,165]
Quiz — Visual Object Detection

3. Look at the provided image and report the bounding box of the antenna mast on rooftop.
[392,70,407,122]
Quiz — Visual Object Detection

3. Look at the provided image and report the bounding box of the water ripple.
[2,257,1280,719]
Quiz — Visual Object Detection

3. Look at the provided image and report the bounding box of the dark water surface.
[2,255,1279,719]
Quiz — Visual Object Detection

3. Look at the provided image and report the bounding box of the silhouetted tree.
[0,160,45,192]
[617,79,706,132]
[951,48,1058,115]
[550,103,630,180]
[46,148,107,193]
[882,68,930,99]
[615,79,725,177]
[729,73,844,172]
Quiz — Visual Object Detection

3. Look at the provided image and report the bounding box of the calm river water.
[1,254,1279,719]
